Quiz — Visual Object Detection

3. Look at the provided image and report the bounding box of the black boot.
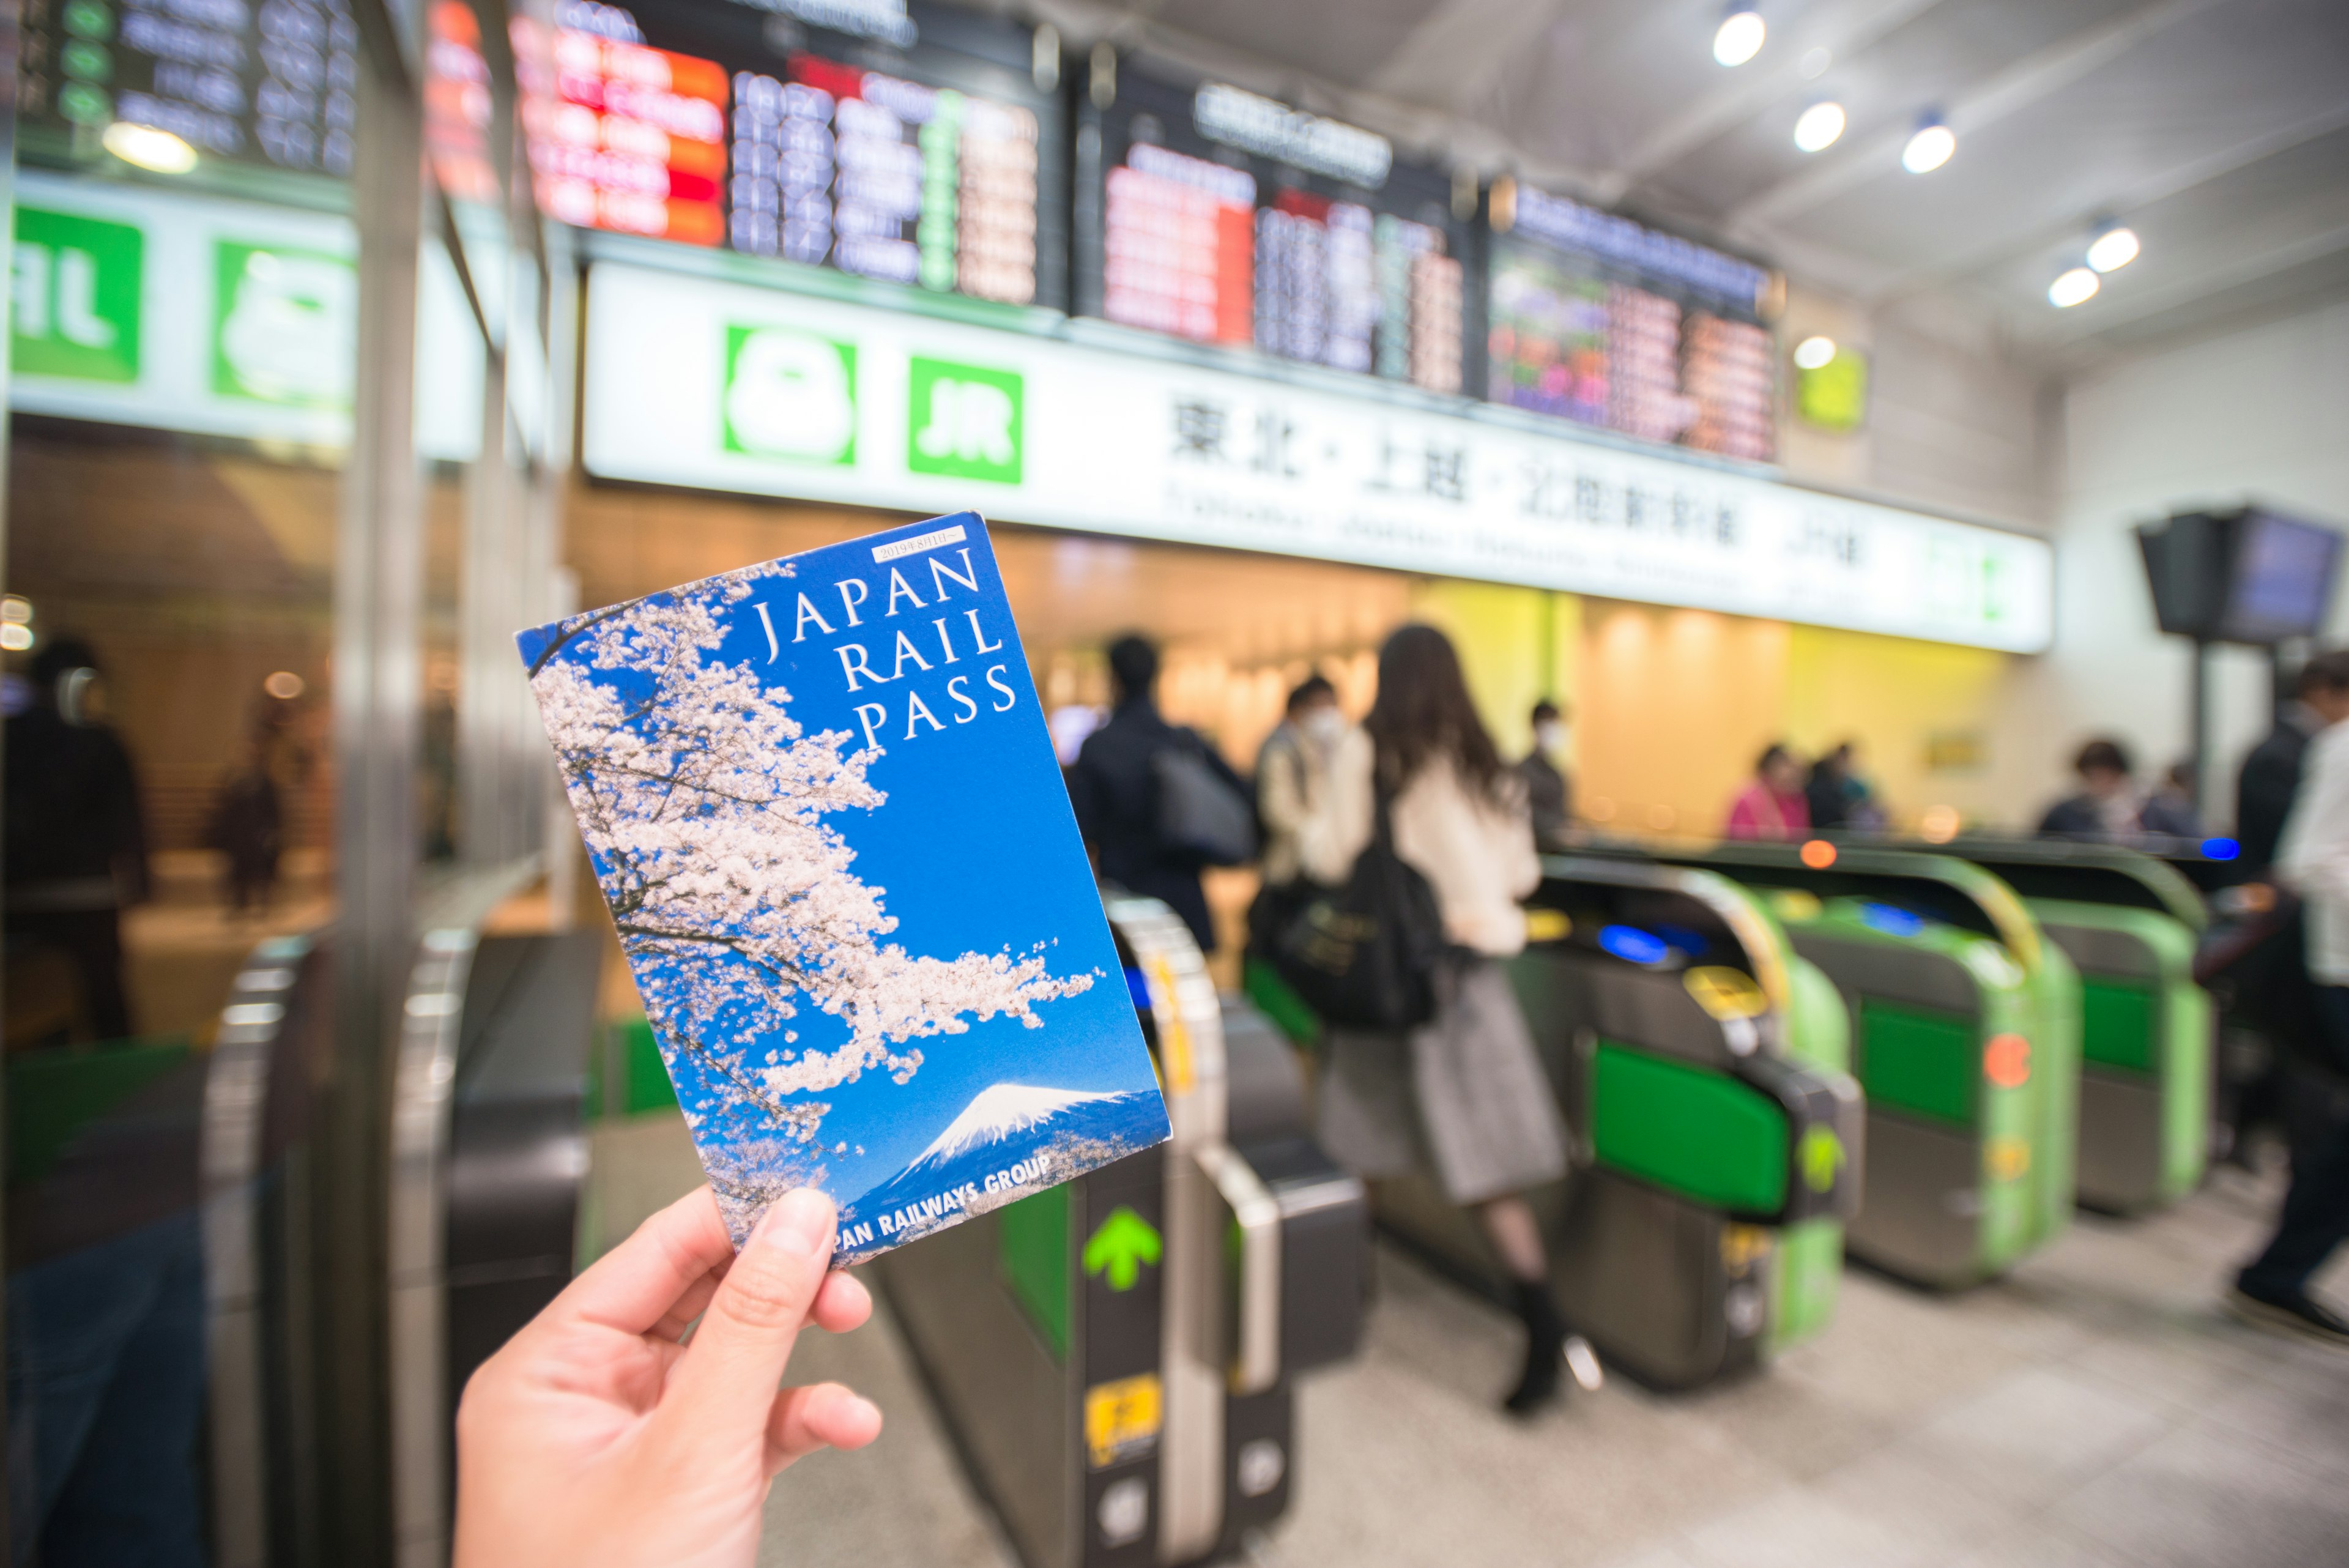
[1502,1279,1567,1416]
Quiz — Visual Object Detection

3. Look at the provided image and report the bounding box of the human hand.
[453,1185,883,1568]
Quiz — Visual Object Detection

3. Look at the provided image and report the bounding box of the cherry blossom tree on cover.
[526,561,1093,1174]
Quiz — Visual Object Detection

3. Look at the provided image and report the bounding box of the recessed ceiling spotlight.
[1793,335,1838,370]
[2086,225,2140,273]
[2048,267,2099,308]
[1713,5,1765,67]
[1794,101,1845,152]
[1901,114,1955,174]
[102,121,198,174]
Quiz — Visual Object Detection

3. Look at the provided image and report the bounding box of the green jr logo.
[907,356,1022,485]
[12,208,142,384]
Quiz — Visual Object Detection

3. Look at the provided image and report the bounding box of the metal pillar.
[324,35,426,1567]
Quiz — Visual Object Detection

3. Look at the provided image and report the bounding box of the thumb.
[661,1188,837,1445]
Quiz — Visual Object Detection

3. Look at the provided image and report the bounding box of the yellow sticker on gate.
[1684,966,1768,1021]
[1085,1373,1162,1470]
[1986,1137,2031,1183]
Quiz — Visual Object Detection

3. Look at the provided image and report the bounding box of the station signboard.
[8,170,483,459]
[581,261,2052,653]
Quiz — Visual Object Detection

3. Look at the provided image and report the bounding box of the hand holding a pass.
[453,1186,883,1568]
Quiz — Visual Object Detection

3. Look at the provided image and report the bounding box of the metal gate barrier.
[1370,856,1863,1389]
[1924,839,2213,1214]
[384,912,601,1568]
[878,892,1368,1568]
[1639,842,2080,1290]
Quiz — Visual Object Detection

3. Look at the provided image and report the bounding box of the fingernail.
[756,1187,836,1258]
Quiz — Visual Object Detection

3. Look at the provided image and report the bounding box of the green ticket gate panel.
[1375,857,1861,1390]
[880,894,1368,1568]
[1920,838,2213,1214]
[1628,841,2083,1289]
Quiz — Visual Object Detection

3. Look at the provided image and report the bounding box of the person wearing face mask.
[1250,676,1363,954]
[1516,700,1574,852]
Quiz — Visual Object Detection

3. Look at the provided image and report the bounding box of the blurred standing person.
[2229,666,2349,1347]
[2237,659,2348,871]
[208,726,284,915]
[1724,744,1809,841]
[2037,737,2195,841]
[1301,625,1581,1414]
[4,638,150,1040]
[2148,762,2203,839]
[1069,634,1249,953]
[1515,700,1574,850]
[1806,740,1885,833]
[1255,674,1341,886]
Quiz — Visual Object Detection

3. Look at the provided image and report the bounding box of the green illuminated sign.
[212,241,357,408]
[1082,1205,1162,1292]
[12,207,142,384]
[907,355,1022,485]
[1795,347,1868,433]
[722,324,856,464]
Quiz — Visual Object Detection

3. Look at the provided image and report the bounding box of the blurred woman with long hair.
[1297,623,1576,1414]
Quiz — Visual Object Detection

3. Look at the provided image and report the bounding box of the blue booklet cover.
[518,513,1168,1263]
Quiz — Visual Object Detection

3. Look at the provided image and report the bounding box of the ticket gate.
[1371,856,1863,1390]
[879,893,1369,1568]
[1932,838,2213,1214]
[1642,842,2080,1289]
[386,913,601,1568]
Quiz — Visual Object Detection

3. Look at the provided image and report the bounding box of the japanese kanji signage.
[582,261,2053,652]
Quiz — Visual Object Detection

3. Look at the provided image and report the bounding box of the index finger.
[540,1186,736,1339]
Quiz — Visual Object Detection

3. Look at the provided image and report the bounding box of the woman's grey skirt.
[1313,957,1567,1206]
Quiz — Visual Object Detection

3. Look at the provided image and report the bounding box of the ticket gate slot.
[880,893,1368,1568]
[1926,839,2212,1214]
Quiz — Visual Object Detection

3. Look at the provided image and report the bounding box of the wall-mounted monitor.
[512,0,1066,309]
[2137,507,2345,645]
[1075,62,1477,395]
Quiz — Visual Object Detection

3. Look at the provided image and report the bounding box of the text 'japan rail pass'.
[518,513,1168,1263]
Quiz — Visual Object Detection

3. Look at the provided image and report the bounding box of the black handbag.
[1153,734,1258,866]
[1272,790,1447,1031]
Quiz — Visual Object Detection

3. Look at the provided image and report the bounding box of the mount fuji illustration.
[839,1081,1170,1261]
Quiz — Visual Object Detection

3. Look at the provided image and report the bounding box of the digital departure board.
[18,0,360,176]
[1080,64,1474,396]
[1487,182,1776,463]
[511,0,1063,308]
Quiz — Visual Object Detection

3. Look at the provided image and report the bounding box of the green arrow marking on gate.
[1083,1205,1162,1291]
[1798,1126,1846,1194]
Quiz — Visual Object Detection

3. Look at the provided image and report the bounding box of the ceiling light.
[1793,101,1845,152]
[1793,335,1837,370]
[1713,6,1765,67]
[2086,226,2139,273]
[102,121,198,174]
[1901,116,1954,174]
[2048,267,2099,308]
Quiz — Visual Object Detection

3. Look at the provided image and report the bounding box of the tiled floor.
[585,1116,2349,1567]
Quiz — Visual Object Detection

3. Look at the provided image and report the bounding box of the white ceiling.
[1007,0,2349,368]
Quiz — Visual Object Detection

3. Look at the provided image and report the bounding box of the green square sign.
[212,241,358,407]
[907,355,1022,485]
[1795,347,1868,434]
[722,325,857,464]
[12,207,143,384]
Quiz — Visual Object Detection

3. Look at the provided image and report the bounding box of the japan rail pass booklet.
[518,513,1167,1263]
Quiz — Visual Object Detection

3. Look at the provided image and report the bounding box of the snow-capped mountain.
[907,1083,1136,1172]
